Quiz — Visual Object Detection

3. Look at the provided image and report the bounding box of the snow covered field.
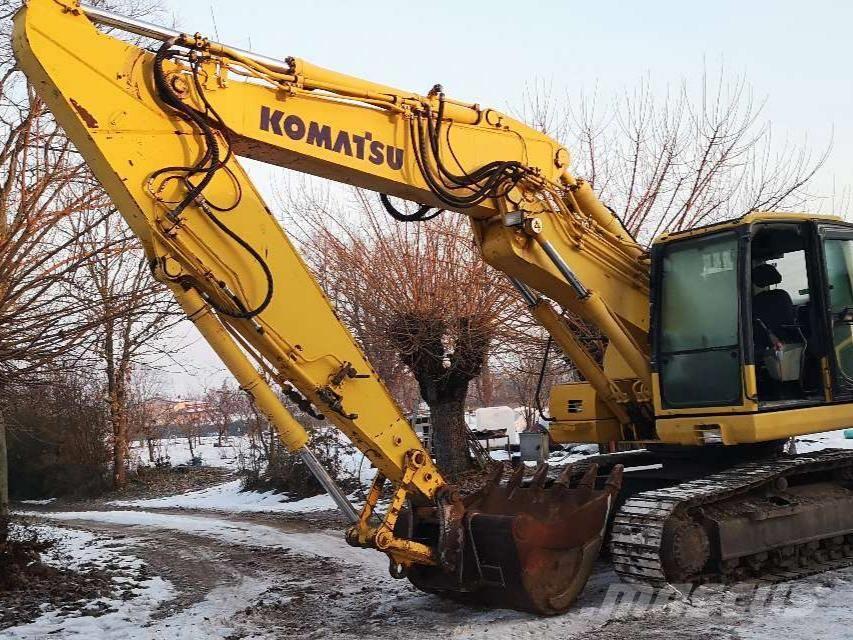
[129,433,378,483]
[113,430,853,519]
[129,435,246,470]
[109,479,348,514]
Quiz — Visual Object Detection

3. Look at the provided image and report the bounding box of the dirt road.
[9,506,853,640]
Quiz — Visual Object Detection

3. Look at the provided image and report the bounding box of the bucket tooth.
[531,463,550,489]
[484,463,504,490]
[604,464,623,491]
[577,463,599,489]
[555,463,575,487]
[466,463,503,507]
[573,464,598,501]
[506,464,526,498]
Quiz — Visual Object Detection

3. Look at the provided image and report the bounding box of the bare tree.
[126,366,168,464]
[5,369,111,498]
[285,186,522,477]
[0,5,116,537]
[0,403,7,539]
[502,69,831,433]
[204,381,241,446]
[237,392,270,477]
[519,69,827,244]
[0,0,166,545]
[174,399,206,464]
[69,213,180,488]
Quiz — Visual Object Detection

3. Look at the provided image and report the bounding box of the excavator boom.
[13,0,624,613]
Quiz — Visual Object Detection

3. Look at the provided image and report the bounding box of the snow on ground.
[112,448,594,515]
[3,521,272,640]
[797,428,853,453]
[129,433,378,484]
[11,429,853,638]
[108,479,345,514]
[128,428,853,474]
[112,430,853,518]
[2,524,176,640]
[138,577,269,640]
[17,481,853,640]
[15,514,853,640]
[9,523,149,578]
[21,510,388,572]
[15,512,617,638]
[129,435,245,470]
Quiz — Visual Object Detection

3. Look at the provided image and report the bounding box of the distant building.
[139,397,213,434]
[168,400,211,425]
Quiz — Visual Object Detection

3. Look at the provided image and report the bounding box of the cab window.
[658,233,741,408]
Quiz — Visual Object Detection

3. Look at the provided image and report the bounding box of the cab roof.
[652,211,847,246]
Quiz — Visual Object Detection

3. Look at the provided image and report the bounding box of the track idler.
[407,462,623,615]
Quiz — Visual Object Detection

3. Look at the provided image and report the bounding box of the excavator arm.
[13,0,631,613]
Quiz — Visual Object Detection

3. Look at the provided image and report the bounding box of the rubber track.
[609,448,853,585]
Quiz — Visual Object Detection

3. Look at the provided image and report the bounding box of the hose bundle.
[380,91,532,221]
[151,39,273,320]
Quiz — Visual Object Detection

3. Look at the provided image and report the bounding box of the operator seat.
[752,263,796,340]
[752,263,803,384]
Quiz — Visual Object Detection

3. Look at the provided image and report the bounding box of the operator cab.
[653,214,853,413]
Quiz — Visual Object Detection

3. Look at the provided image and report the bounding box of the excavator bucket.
[406,462,623,615]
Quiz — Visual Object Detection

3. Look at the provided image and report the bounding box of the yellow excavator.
[13,0,853,615]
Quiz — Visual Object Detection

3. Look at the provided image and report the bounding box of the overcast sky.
[145,0,852,396]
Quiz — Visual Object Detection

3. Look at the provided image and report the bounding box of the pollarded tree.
[285,186,522,477]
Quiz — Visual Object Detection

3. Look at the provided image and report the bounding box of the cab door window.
[823,238,853,382]
[658,233,742,408]
[750,224,823,403]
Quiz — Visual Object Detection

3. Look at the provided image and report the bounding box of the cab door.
[818,224,853,399]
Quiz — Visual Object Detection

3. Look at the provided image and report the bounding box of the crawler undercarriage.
[609,447,853,586]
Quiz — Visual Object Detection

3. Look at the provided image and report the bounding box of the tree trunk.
[105,327,128,489]
[111,405,128,488]
[394,314,490,478]
[147,436,155,463]
[217,414,228,446]
[0,408,9,544]
[477,360,495,407]
[110,379,129,488]
[428,397,472,477]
